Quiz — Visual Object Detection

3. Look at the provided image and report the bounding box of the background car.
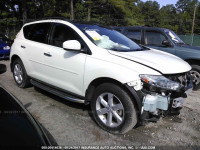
[114,26,200,90]
[0,64,53,148]
[0,34,13,46]
[0,34,11,60]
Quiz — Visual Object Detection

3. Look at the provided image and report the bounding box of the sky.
[141,0,178,8]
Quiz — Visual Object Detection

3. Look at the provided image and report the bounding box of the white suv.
[10,18,193,134]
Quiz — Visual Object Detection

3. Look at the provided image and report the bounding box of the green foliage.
[0,0,200,36]
[159,4,178,32]
[138,1,160,27]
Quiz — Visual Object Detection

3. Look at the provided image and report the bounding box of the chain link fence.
[179,35,200,47]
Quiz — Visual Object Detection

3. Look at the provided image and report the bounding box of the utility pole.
[191,3,198,45]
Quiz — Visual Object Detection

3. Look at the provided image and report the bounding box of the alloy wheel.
[96,93,124,128]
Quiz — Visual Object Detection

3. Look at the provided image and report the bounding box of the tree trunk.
[71,0,74,20]
[22,0,27,24]
[87,7,91,22]
[191,4,198,45]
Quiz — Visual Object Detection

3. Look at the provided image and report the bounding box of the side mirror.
[63,40,81,51]
[162,40,172,47]
[0,64,7,74]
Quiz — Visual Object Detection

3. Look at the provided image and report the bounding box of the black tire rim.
[190,70,200,85]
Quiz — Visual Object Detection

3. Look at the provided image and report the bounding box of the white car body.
[11,20,191,95]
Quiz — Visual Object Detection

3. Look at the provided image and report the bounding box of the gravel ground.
[0,60,200,150]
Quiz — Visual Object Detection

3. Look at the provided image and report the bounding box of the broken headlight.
[139,75,182,91]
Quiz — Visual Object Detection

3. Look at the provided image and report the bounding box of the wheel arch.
[85,77,142,114]
[10,55,21,72]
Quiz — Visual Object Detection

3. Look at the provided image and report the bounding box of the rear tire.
[12,58,31,88]
[190,65,200,90]
[91,83,137,134]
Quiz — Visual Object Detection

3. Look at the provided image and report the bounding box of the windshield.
[75,24,144,52]
[165,30,184,44]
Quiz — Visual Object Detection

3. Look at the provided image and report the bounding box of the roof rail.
[41,16,70,21]
[26,17,110,27]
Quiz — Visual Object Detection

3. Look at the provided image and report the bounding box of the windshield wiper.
[110,47,148,52]
[134,47,150,51]
[134,48,145,51]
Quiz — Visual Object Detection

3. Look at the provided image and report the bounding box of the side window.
[50,23,80,48]
[144,30,167,46]
[28,23,51,44]
[23,24,34,39]
[125,30,141,44]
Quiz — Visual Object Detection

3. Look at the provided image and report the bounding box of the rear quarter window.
[23,24,34,39]
[23,23,51,44]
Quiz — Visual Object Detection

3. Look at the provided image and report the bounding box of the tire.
[91,83,137,134]
[190,65,200,90]
[12,58,31,88]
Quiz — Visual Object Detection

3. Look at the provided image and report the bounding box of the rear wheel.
[91,83,137,134]
[12,58,31,88]
[190,65,200,90]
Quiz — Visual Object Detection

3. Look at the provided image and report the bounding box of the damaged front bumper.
[142,84,192,116]
[140,72,193,122]
[127,72,193,123]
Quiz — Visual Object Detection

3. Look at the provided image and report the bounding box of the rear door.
[23,22,52,79]
[144,29,175,54]
[41,23,87,96]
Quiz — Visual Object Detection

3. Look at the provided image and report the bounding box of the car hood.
[108,49,191,74]
[179,44,200,50]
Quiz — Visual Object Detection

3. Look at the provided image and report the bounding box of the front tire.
[190,65,200,90]
[91,83,137,134]
[12,58,31,88]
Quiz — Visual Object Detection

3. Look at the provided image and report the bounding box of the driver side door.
[41,23,87,96]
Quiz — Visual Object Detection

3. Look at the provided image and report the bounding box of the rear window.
[125,30,142,44]
[23,23,51,44]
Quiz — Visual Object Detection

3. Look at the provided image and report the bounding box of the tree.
[159,4,178,32]
[138,1,160,27]
[175,0,199,34]
[0,0,200,37]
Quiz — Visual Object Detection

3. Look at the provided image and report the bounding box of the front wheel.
[190,65,200,90]
[91,83,137,134]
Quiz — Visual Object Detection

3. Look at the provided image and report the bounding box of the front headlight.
[140,75,182,91]
[3,46,10,50]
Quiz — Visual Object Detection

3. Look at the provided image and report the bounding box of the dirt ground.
[0,60,199,150]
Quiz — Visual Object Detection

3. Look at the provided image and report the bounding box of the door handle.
[44,52,52,57]
[21,45,26,49]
